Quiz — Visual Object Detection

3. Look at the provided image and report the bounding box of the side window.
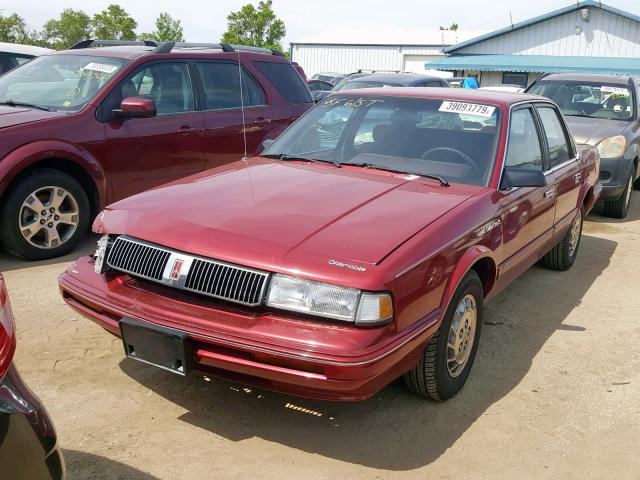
[537,107,572,167]
[505,108,543,170]
[253,61,313,104]
[117,62,194,115]
[9,54,32,66]
[424,81,444,87]
[196,62,264,110]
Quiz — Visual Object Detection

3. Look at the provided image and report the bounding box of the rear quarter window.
[253,61,313,104]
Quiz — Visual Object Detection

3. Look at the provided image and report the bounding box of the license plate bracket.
[119,318,191,376]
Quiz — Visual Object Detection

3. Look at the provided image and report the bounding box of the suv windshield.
[529,80,634,121]
[263,95,501,186]
[0,54,127,112]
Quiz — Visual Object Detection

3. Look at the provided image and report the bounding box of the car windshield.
[0,54,127,112]
[528,80,634,121]
[263,95,502,186]
[335,80,402,91]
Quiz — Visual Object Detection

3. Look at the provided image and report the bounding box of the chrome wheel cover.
[447,294,477,378]
[567,210,582,258]
[19,186,80,249]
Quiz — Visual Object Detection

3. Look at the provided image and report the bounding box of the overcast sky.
[4,0,640,46]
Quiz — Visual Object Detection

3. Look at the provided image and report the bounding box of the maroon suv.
[0,40,313,260]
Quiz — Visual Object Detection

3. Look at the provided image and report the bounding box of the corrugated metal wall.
[291,44,443,77]
[456,8,640,57]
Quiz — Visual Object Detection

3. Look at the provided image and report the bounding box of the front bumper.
[59,257,438,401]
[0,365,65,480]
[598,156,635,201]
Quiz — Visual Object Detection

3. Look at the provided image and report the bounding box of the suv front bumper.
[598,156,636,201]
[59,256,438,401]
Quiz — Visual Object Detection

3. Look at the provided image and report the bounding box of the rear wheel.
[604,173,633,218]
[0,169,90,260]
[543,210,582,271]
[404,271,483,401]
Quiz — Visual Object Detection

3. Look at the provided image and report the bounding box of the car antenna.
[236,48,249,160]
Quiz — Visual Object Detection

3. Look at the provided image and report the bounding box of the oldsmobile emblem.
[328,259,366,272]
[170,259,185,280]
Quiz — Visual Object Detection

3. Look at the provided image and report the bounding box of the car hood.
[0,105,64,129]
[565,115,630,146]
[97,158,479,269]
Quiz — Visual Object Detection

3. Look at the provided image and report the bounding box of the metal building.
[290,30,484,78]
[427,0,640,87]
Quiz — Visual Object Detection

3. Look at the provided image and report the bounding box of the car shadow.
[0,234,97,272]
[118,233,616,471]
[63,449,160,479]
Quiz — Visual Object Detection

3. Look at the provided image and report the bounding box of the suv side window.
[196,62,265,110]
[505,108,543,170]
[536,106,572,167]
[253,61,313,104]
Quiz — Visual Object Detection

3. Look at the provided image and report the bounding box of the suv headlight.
[94,234,111,274]
[266,274,393,325]
[597,135,626,158]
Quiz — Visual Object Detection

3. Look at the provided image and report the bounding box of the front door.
[195,61,272,170]
[103,61,205,202]
[498,106,556,282]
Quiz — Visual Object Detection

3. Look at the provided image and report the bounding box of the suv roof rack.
[151,41,285,57]
[70,39,158,49]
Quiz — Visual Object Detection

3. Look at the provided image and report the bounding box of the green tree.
[440,22,460,31]
[42,9,92,49]
[221,0,286,53]
[139,12,184,42]
[0,13,29,43]
[92,4,137,40]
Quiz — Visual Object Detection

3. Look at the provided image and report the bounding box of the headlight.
[94,234,111,274]
[597,135,626,158]
[266,274,393,325]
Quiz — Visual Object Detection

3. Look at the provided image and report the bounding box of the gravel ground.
[2,199,639,480]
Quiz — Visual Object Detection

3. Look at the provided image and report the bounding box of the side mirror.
[113,97,156,119]
[259,138,276,154]
[500,166,547,189]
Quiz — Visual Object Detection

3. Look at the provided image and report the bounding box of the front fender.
[0,140,107,208]
[440,245,497,313]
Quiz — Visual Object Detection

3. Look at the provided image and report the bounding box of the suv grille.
[106,236,269,306]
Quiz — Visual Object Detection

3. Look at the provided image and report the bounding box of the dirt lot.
[2,200,639,480]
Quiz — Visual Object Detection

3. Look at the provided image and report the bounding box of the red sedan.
[59,88,601,401]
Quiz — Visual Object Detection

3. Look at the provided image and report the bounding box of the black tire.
[0,169,90,261]
[543,210,583,271]
[604,173,633,218]
[404,270,483,401]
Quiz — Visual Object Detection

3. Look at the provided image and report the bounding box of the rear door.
[498,106,556,280]
[535,104,581,230]
[103,61,205,201]
[195,61,271,170]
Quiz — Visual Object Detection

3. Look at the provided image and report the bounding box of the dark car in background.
[312,72,449,102]
[309,71,345,84]
[0,42,52,74]
[0,40,313,261]
[307,79,334,92]
[0,273,65,479]
[527,73,640,218]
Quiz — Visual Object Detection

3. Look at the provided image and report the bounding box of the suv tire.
[0,169,90,260]
[404,270,483,401]
[604,173,633,219]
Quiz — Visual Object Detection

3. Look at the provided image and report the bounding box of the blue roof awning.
[426,55,640,75]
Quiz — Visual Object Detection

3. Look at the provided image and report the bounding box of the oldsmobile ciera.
[59,89,601,401]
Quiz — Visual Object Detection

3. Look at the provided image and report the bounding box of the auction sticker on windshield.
[601,86,629,95]
[83,62,119,74]
[439,101,496,118]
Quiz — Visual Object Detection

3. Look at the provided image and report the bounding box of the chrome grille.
[107,237,171,281]
[106,236,269,307]
[185,259,268,306]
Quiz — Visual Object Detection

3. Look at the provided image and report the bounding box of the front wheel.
[404,270,484,401]
[604,173,633,219]
[543,209,583,271]
[0,169,90,260]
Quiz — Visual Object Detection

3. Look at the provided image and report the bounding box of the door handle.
[574,172,582,183]
[544,189,555,199]
[254,117,271,125]
[177,125,197,133]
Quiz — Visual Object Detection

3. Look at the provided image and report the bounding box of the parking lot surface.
[2,201,639,480]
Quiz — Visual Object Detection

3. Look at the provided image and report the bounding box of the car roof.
[540,73,631,84]
[345,72,444,85]
[336,86,549,108]
[0,42,53,56]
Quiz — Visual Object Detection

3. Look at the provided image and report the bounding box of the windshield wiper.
[346,162,449,187]
[0,100,52,112]
[262,153,341,167]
